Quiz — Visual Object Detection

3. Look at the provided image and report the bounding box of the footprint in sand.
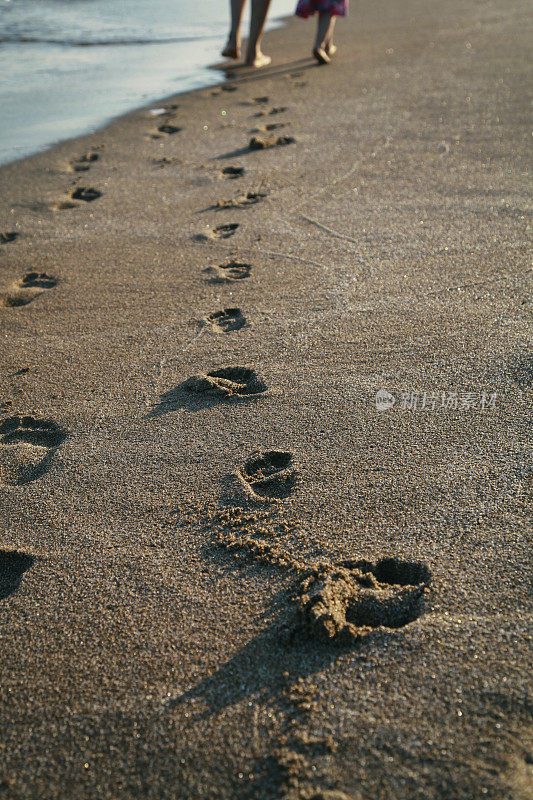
[294,558,431,643]
[238,450,297,500]
[69,186,101,202]
[0,232,19,244]
[0,273,58,308]
[208,307,246,333]
[0,415,67,485]
[183,366,266,398]
[286,72,307,87]
[52,186,101,210]
[157,123,182,135]
[193,223,239,242]
[220,166,245,179]
[203,259,250,282]
[249,134,295,150]
[150,366,266,415]
[0,550,34,599]
[68,151,99,172]
[146,122,182,140]
[253,106,288,118]
[151,156,181,168]
[211,191,266,210]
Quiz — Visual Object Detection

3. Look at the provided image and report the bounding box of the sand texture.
[0,0,531,798]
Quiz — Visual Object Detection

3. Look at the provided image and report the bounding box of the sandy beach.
[0,0,531,798]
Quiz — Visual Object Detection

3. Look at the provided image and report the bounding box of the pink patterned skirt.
[295,0,347,18]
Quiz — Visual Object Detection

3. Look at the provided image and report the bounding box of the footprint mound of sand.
[183,367,266,398]
[293,558,431,642]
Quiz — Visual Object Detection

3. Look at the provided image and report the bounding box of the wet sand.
[0,0,531,798]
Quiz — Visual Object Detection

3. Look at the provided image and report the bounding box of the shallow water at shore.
[0,0,295,166]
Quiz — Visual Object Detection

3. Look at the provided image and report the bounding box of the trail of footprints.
[0,83,432,650]
[181,86,431,649]
[53,148,104,209]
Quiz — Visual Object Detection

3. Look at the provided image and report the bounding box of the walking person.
[222,0,273,67]
[295,0,347,64]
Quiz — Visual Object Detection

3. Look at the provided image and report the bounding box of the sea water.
[0,0,295,166]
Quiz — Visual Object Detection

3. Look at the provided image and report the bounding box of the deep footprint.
[238,450,297,500]
[0,232,19,244]
[0,550,34,599]
[183,366,266,398]
[0,273,58,308]
[0,415,67,485]
[69,186,101,202]
[294,558,431,642]
[204,259,251,282]
[220,166,245,179]
[157,123,182,135]
[208,308,246,332]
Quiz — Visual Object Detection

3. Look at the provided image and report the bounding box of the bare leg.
[245,0,273,67]
[313,13,336,64]
[222,0,247,59]
[324,17,337,56]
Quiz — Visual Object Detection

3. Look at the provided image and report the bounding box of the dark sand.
[0,1,531,798]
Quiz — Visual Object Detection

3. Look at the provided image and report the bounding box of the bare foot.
[222,38,240,59]
[245,51,271,68]
[325,43,337,56]
[313,47,331,65]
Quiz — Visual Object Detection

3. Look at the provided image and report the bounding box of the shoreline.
[0,2,531,799]
[0,5,295,170]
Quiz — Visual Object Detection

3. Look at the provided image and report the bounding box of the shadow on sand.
[0,550,35,600]
[146,383,266,418]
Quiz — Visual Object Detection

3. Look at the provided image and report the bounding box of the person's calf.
[222,32,241,59]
